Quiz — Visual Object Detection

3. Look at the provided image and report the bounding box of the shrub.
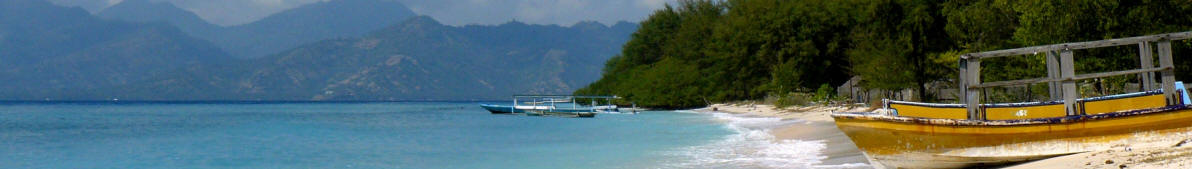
[814,84,835,103]
[773,92,812,108]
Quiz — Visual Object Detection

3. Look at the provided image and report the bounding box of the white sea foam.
[664,112,870,169]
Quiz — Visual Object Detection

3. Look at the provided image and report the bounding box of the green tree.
[849,0,954,101]
[578,0,1192,108]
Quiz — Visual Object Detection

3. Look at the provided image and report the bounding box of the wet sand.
[696,103,1192,169]
[695,103,872,166]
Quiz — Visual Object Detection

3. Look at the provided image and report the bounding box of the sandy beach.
[698,103,1192,169]
[1002,135,1192,169]
[694,103,873,166]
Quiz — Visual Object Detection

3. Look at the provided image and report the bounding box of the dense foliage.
[576,0,1192,108]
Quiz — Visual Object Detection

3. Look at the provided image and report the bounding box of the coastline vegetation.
[575,0,1192,109]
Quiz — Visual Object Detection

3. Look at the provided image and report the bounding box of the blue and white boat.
[480,95,626,118]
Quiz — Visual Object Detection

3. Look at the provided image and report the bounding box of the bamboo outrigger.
[831,31,1192,168]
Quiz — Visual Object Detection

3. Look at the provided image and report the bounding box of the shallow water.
[663,112,871,169]
[0,102,859,168]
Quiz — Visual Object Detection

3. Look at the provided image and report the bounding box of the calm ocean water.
[0,102,859,169]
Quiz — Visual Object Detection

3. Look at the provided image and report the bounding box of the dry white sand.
[1003,138,1192,169]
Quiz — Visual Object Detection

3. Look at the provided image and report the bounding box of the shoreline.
[692,103,873,166]
[693,103,1192,169]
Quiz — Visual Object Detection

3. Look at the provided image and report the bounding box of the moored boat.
[831,32,1192,168]
[480,95,622,118]
[479,104,520,114]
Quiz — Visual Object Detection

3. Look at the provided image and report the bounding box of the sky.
[48,0,678,26]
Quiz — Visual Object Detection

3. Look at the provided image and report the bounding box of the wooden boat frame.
[831,31,1192,168]
[959,31,1192,120]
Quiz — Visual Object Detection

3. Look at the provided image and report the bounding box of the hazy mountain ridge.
[0,0,233,99]
[103,16,637,101]
[96,0,222,39]
[98,0,417,58]
[3,0,637,101]
[213,0,417,58]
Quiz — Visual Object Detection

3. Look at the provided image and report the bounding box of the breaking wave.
[663,112,870,169]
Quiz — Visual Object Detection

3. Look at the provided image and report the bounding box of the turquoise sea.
[0,102,862,169]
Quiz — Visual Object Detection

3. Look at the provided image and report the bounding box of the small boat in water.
[831,32,1192,168]
[480,95,624,118]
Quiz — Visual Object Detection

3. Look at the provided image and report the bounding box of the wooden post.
[1139,42,1155,91]
[966,58,982,120]
[1158,40,1177,105]
[959,59,967,103]
[1046,51,1061,100]
[1060,49,1079,116]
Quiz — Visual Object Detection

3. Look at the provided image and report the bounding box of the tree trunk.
[912,29,929,102]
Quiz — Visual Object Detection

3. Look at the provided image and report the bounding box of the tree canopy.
[577,0,1192,108]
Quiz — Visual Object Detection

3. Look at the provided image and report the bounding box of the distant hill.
[5,0,637,101]
[29,16,637,101]
[215,0,416,58]
[0,0,233,99]
[96,0,221,39]
[98,0,417,58]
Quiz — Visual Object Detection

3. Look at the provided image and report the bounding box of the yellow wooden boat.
[831,32,1192,169]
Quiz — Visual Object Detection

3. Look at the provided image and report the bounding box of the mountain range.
[0,0,232,98]
[98,0,417,58]
[95,0,221,39]
[0,0,637,101]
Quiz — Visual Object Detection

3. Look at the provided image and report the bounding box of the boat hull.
[832,106,1192,169]
[524,110,597,118]
[480,104,521,114]
[479,104,597,118]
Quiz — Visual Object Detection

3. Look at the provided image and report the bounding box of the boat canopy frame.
[510,95,622,113]
[959,31,1192,120]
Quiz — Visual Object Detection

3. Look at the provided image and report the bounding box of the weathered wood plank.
[972,77,1053,89]
[1140,42,1155,91]
[1061,50,1078,116]
[1073,67,1171,81]
[1159,40,1177,105]
[966,59,982,120]
[969,66,1171,89]
[1046,51,1061,100]
[964,31,1192,59]
[958,60,968,103]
